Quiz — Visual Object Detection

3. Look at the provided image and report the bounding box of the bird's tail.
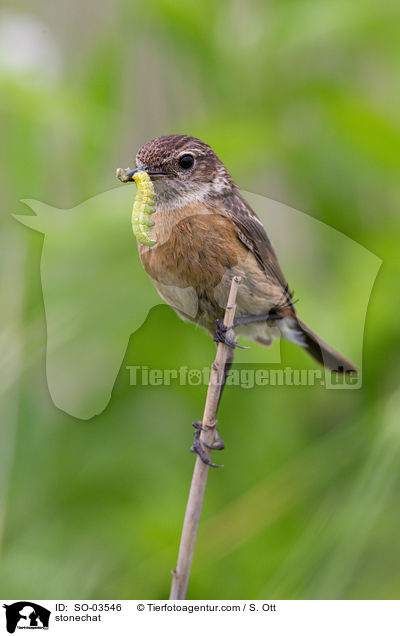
[296,318,357,374]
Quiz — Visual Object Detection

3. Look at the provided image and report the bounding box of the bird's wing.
[216,190,295,313]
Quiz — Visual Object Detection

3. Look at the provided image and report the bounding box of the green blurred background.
[1,0,399,600]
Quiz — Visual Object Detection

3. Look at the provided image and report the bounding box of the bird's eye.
[178,154,195,170]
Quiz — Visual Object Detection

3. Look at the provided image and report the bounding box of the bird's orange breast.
[138,201,283,331]
[138,202,247,291]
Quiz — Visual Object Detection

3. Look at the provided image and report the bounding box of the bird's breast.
[138,202,244,289]
[137,201,281,328]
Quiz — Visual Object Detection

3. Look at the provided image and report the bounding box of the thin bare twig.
[169,275,241,600]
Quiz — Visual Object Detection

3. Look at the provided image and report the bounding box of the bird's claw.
[192,421,225,450]
[190,421,224,468]
[213,319,249,349]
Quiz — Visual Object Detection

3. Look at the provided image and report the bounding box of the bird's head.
[117,134,235,209]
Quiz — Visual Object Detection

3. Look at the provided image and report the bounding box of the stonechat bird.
[118,134,356,463]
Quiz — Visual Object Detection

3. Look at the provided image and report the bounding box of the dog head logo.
[14,186,381,418]
[2,602,50,633]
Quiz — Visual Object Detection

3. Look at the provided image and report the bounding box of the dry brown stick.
[169,275,241,600]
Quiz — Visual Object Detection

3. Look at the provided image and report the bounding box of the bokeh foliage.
[1,0,399,599]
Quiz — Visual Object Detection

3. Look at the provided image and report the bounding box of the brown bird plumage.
[121,134,356,374]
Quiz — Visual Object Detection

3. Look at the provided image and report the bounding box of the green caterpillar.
[130,170,156,247]
[117,167,156,247]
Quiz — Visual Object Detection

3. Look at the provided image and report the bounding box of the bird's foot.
[192,421,225,450]
[190,421,224,468]
[213,319,249,349]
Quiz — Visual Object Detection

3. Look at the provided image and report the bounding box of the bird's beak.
[116,166,167,183]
